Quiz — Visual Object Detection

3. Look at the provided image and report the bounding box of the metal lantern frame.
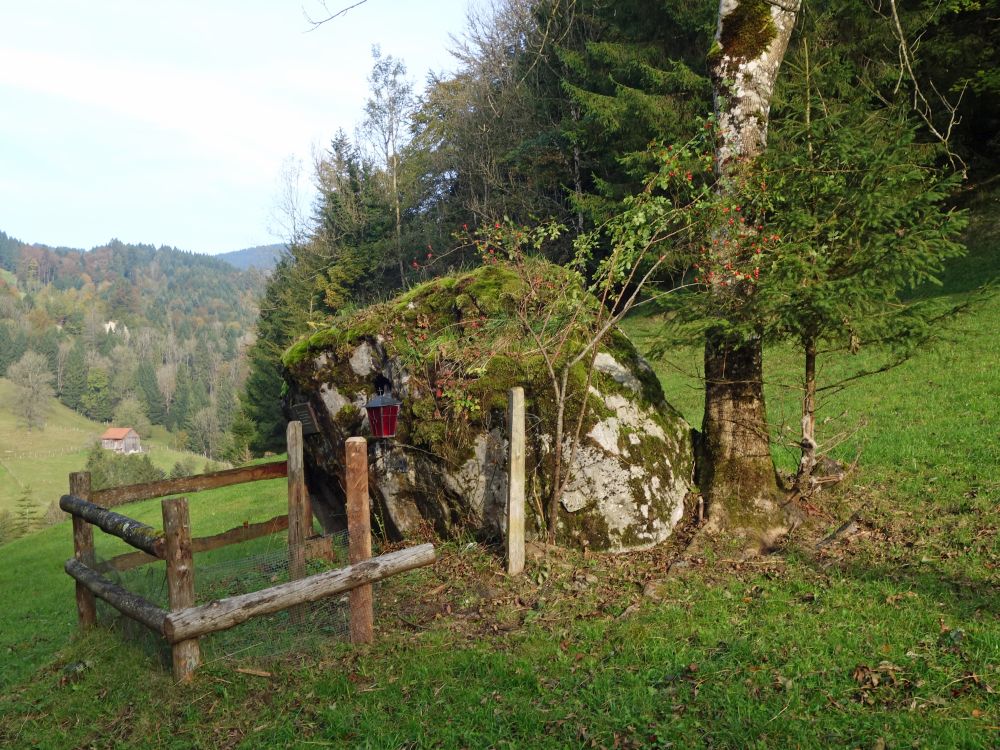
[364,392,402,439]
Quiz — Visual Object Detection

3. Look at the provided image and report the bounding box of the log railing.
[91,460,288,509]
[60,423,435,683]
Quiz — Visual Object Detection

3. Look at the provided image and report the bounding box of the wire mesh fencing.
[94,528,375,672]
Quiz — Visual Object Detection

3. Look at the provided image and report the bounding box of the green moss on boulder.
[282,260,695,551]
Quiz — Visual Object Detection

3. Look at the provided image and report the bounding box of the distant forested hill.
[0,230,263,462]
[214,244,284,271]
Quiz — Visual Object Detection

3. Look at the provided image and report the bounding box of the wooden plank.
[506,387,526,576]
[91,461,288,508]
[64,558,168,634]
[69,472,97,631]
[103,515,290,573]
[60,494,165,558]
[287,421,307,624]
[162,498,200,683]
[163,543,435,644]
[346,437,373,644]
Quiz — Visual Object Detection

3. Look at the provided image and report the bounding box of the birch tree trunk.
[700,0,799,539]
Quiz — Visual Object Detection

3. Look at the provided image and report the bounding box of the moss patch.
[282,261,633,469]
[710,0,777,71]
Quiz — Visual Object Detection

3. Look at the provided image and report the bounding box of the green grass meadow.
[0,379,215,517]
[0,201,996,748]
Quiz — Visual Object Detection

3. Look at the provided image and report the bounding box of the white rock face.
[349,342,375,377]
[555,377,692,551]
[593,352,643,393]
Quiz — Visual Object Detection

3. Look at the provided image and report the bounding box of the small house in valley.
[100,427,141,454]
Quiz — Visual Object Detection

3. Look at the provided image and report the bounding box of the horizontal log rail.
[65,558,168,635]
[103,514,292,573]
[163,543,436,644]
[91,461,288,508]
[60,495,165,557]
[60,429,417,684]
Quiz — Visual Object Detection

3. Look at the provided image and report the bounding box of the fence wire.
[94,528,380,673]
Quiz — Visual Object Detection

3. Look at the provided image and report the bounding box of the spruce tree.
[242,339,287,453]
[14,489,38,537]
[0,326,27,376]
[136,360,166,425]
[61,341,87,412]
[168,368,192,431]
[82,368,113,422]
[756,37,967,482]
[535,0,714,223]
[0,324,12,376]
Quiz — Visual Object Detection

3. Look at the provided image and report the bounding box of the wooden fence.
[60,423,435,683]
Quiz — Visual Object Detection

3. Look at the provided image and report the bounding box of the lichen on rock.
[281,260,695,552]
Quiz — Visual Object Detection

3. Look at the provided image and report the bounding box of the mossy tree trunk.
[701,0,799,533]
[701,332,781,527]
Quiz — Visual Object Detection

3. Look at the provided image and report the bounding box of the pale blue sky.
[0,0,471,254]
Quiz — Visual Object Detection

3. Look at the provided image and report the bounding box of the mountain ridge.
[213,243,284,271]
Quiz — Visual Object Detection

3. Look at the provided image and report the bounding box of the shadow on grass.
[805,551,1000,625]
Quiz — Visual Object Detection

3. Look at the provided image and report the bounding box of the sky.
[0,0,471,255]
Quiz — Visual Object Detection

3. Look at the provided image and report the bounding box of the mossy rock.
[281,260,695,551]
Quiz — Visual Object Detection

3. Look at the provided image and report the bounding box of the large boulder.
[282,262,695,552]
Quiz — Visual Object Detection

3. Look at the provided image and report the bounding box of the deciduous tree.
[7,350,55,430]
[361,46,413,285]
[698,0,800,541]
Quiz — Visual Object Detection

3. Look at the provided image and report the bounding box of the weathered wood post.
[287,420,308,623]
[162,497,200,683]
[69,472,97,630]
[346,437,373,644]
[506,387,526,576]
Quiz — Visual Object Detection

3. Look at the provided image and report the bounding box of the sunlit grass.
[0,210,996,748]
[0,378,216,516]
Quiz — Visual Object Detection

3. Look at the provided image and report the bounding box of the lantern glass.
[364,393,402,438]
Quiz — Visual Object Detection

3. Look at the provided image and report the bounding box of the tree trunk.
[796,336,817,487]
[699,0,799,537]
[392,152,404,285]
[700,332,782,530]
[709,0,799,174]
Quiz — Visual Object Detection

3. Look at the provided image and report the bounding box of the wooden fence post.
[287,420,308,623]
[69,472,97,631]
[162,497,200,683]
[506,388,526,576]
[346,437,373,644]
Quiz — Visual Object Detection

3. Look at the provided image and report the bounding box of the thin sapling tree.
[753,40,967,487]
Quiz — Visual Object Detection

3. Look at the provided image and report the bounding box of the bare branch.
[304,0,369,30]
[880,0,967,175]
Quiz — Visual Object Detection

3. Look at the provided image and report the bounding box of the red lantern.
[364,392,402,439]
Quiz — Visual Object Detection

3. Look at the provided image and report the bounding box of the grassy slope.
[0,202,996,748]
[0,380,213,516]
[0,478,289,692]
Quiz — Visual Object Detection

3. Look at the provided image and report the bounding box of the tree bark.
[700,332,782,529]
[709,0,799,174]
[700,0,799,535]
[796,336,818,486]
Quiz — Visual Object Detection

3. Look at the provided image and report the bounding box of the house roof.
[101,427,136,440]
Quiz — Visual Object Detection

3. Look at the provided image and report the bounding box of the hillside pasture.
[0,210,996,747]
[0,378,222,517]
